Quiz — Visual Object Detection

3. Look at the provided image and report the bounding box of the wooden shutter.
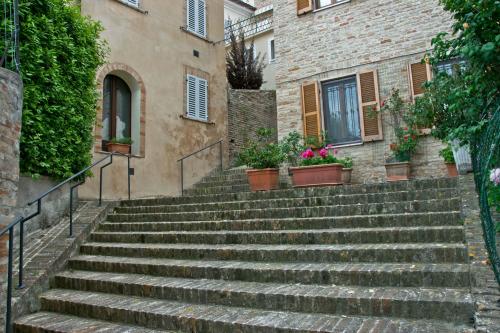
[301,82,321,143]
[297,0,313,15]
[408,62,432,100]
[357,70,383,142]
[197,0,206,37]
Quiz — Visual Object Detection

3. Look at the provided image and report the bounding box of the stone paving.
[9,169,499,332]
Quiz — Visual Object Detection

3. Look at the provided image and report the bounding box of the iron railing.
[224,12,273,44]
[1,0,20,72]
[0,152,132,333]
[178,140,223,196]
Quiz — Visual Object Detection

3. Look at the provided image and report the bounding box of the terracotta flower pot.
[107,143,131,154]
[290,163,343,188]
[385,162,411,182]
[445,163,459,177]
[246,168,280,192]
[342,168,353,184]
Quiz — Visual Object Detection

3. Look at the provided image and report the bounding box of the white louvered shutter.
[187,75,198,119]
[198,78,208,121]
[197,0,207,37]
[125,0,139,7]
[187,0,196,33]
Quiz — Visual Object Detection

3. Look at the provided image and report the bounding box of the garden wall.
[227,89,277,165]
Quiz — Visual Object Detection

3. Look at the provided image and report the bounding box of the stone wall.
[227,89,277,165]
[274,0,454,183]
[254,0,272,9]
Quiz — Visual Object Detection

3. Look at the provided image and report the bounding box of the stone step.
[39,289,473,332]
[53,270,474,323]
[99,212,462,232]
[108,199,461,222]
[68,255,472,288]
[115,189,459,214]
[14,312,170,333]
[121,178,458,206]
[80,242,468,263]
[90,226,465,245]
[184,183,252,195]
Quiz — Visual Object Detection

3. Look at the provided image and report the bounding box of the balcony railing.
[224,12,273,44]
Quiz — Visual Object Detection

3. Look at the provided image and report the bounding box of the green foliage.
[439,144,455,163]
[341,157,353,169]
[280,131,306,166]
[413,0,499,144]
[110,137,133,145]
[299,152,341,167]
[379,89,419,162]
[238,128,286,169]
[8,0,107,179]
[226,25,266,90]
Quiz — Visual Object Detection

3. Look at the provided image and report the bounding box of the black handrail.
[0,151,132,333]
[177,140,223,196]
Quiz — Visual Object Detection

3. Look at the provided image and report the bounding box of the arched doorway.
[102,74,132,152]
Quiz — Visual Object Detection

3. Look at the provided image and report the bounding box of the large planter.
[385,162,411,182]
[107,143,131,154]
[342,168,353,184]
[290,163,343,188]
[246,168,280,192]
[445,163,459,177]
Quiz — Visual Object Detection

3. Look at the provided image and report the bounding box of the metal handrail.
[1,151,133,333]
[177,140,223,196]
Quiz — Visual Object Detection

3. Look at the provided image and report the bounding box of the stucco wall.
[80,0,228,199]
[274,0,454,183]
[251,29,276,90]
[228,89,277,165]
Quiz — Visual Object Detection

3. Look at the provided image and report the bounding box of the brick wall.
[227,89,277,165]
[274,0,454,183]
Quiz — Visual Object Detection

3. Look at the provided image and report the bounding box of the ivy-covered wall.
[13,0,106,179]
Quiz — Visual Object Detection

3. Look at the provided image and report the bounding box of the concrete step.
[114,189,459,214]
[121,177,459,206]
[108,199,461,222]
[90,226,465,245]
[79,242,468,264]
[68,255,472,288]
[98,212,462,232]
[39,289,473,332]
[53,270,474,322]
[14,312,171,333]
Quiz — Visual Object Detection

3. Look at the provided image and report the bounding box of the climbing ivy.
[16,0,106,178]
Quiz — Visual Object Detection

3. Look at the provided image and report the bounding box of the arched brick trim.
[95,63,147,156]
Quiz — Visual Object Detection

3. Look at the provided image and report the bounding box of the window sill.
[180,27,214,44]
[95,150,145,159]
[180,114,215,126]
[114,0,148,14]
[313,0,351,13]
[327,141,363,149]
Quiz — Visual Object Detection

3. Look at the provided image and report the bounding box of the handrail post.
[219,141,223,172]
[180,159,184,197]
[69,180,84,238]
[5,227,14,333]
[99,154,113,206]
[127,154,131,200]
[16,220,25,289]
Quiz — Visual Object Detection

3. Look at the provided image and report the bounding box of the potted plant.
[439,144,458,177]
[289,145,344,187]
[380,89,419,181]
[341,157,353,184]
[107,137,133,154]
[239,128,286,191]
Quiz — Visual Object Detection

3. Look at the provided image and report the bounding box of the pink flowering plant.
[488,168,500,225]
[299,145,343,167]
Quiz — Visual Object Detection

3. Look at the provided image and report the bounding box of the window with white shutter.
[187,0,207,37]
[123,0,139,8]
[186,75,208,121]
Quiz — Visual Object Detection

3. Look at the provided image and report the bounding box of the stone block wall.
[273,0,454,183]
[227,89,277,165]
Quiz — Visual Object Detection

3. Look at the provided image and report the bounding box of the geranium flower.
[490,168,500,186]
[301,149,315,159]
[319,148,328,158]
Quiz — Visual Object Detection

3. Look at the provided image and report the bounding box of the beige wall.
[250,29,276,90]
[80,0,228,199]
[274,0,454,183]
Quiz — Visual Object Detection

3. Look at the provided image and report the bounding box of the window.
[122,0,139,7]
[187,0,207,37]
[436,59,466,76]
[268,39,275,63]
[315,0,347,9]
[322,76,362,145]
[186,75,208,121]
[102,75,132,151]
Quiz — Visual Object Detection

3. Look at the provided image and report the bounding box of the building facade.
[79,0,228,199]
[224,0,276,90]
[275,0,455,183]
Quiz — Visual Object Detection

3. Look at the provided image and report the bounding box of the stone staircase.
[14,168,476,332]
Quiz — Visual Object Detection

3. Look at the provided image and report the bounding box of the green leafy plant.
[439,145,455,163]
[238,128,286,169]
[2,0,107,179]
[110,137,133,145]
[341,157,353,169]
